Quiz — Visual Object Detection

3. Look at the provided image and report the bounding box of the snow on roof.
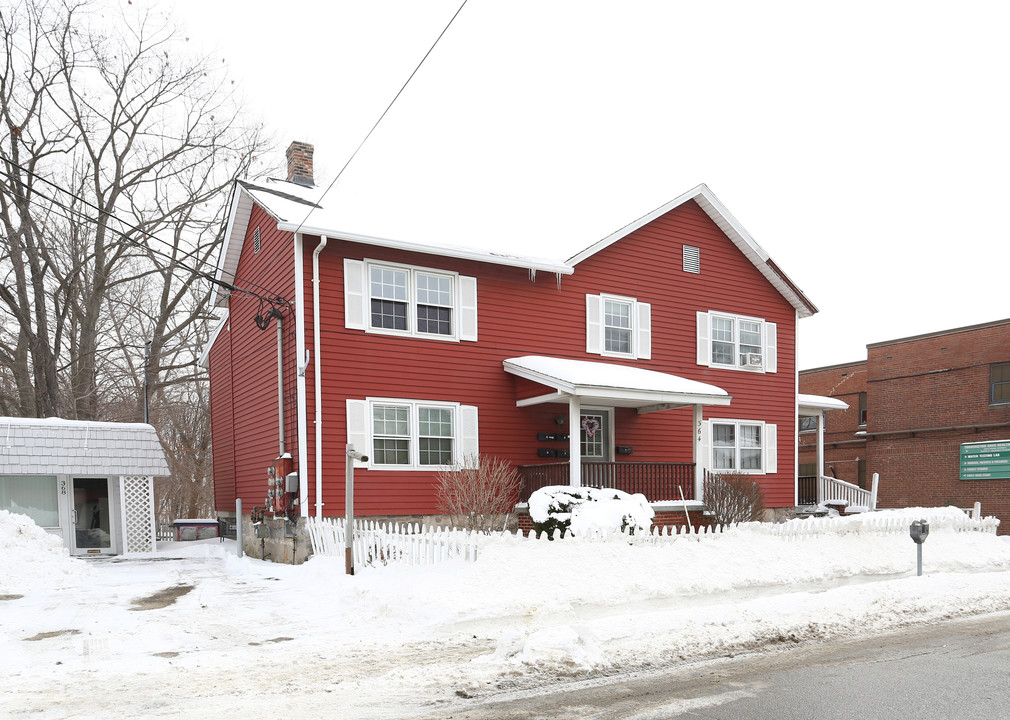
[211,177,816,319]
[503,355,730,410]
[798,394,850,412]
[0,417,170,477]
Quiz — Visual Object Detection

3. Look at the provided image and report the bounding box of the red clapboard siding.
[297,199,798,514]
[211,196,802,517]
[209,204,299,513]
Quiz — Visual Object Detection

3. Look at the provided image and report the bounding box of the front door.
[580,410,611,462]
[71,477,114,555]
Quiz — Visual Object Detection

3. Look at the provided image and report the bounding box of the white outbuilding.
[0,417,169,555]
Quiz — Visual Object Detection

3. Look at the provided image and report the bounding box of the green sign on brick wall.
[960,440,1010,480]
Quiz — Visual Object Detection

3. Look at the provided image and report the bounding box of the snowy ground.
[3,508,1010,719]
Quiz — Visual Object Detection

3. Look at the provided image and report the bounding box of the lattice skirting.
[120,475,155,553]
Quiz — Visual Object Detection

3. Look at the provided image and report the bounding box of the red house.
[205,142,828,561]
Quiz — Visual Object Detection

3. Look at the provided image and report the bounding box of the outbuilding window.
[0,475,59,527]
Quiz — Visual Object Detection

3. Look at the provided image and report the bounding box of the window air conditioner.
[743,353,763,368]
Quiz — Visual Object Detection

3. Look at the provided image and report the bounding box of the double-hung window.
[586,293,651,359]
[991,363,1010,405]
[346,398,479,470]
[697,311,776,372]
[702,419,777,474]
[344,259,478,342]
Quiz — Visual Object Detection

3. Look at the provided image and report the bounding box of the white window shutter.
[459,405,479,469]
[458,275,478,341]
[696,311,710,366]
[343,259,367,330]
[346,399,369,468]
[699,419,711,473]
[637,302,652,359]
[764,322,777,373]
[586,294,602,355]
[764,423,777,474]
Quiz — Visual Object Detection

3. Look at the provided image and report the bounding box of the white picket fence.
[306,517,479,567]
[307,509,999,569]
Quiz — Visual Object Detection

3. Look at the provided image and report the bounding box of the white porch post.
[693,404,703,501]
[569,395,581,487]
[816,412,825,477]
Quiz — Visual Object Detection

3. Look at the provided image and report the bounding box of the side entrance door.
[71,477,115,555]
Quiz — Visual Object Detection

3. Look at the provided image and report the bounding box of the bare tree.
[0,0,271,421]
[702,473,767,525]
[434,456,521,533]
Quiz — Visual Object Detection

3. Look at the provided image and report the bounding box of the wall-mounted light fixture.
[554,415,566,425]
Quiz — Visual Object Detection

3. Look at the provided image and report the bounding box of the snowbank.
[0,510,94,591]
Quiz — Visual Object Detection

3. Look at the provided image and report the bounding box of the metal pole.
[236,498,243,558]
[345,444,354,575]
[917,543,923,577]
[345,444,368,575]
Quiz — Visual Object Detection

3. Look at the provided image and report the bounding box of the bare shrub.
[434,456,521,533]
[703,473,767,525]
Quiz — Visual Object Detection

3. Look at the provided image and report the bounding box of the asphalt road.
[433,611,1010,719]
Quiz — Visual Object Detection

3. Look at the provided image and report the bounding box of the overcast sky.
[167,0,1009,370]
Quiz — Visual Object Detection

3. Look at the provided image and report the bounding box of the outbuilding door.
[71,477,115,555]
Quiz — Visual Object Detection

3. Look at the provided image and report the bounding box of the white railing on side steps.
[818,472,878,511]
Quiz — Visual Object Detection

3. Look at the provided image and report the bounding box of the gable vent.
[683,245,700,273]
[253,226,261,253]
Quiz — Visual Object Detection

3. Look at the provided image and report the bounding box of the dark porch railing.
[798,475,818,506]
[517,462,696,503]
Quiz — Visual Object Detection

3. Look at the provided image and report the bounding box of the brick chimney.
[285,141,315,187]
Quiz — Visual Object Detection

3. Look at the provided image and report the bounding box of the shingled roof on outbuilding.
[0,417,170,476]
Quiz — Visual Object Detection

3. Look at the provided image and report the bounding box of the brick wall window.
[991,363,1010,404]
[858,392,867,426]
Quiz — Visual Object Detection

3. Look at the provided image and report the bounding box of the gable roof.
[211,178,816,318]
[0,417,170,476]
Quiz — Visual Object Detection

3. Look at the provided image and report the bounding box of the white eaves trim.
[198,310,229,369]
[798,393,850,414]
[503,355,731,410]
[566,184,817,319]
[277,221,573,277]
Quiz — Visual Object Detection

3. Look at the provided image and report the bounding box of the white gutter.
[313,236,328,518]
[294,234,309,517]
[275,223,573,276]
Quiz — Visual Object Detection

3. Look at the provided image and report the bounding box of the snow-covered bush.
[527,486,654,539]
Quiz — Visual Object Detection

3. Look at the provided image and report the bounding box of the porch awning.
[503,355,731,413]
[799,394,849,415]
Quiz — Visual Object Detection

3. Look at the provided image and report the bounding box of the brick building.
[799,318,1010,529]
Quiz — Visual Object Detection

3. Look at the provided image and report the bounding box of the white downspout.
[294,234,309,517]
[313,236,328,518]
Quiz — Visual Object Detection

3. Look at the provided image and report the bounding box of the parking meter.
[909,520,929,575]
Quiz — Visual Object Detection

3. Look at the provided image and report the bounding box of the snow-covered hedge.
[527,486,654,539]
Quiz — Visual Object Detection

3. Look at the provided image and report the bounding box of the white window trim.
[702,419,777,475]
[346,397,479,471]
[344,258,478,343]
[696,310,776,373]
[586,293,651,360]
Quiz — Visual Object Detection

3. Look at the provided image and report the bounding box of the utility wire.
[292,0,470,235]
[0,164,287,308]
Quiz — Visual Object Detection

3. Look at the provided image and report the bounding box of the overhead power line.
[0,163,287,310]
